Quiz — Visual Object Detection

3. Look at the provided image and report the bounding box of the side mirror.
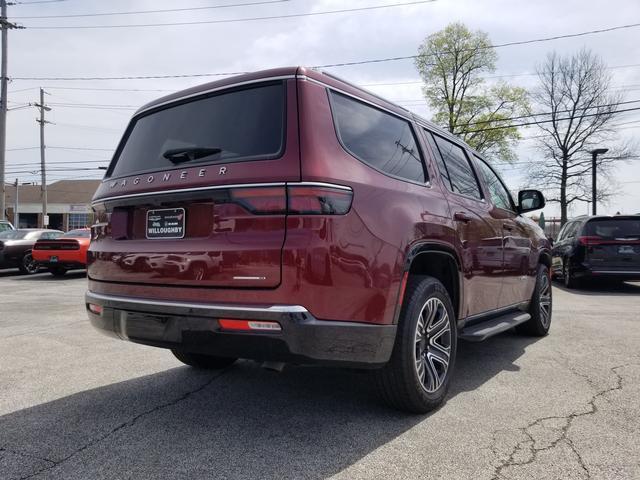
[518,189,545,213]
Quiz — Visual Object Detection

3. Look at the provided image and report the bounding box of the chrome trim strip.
[92,182,286,205]
[591,270,640,274]
[305,76,413,122]
[92,181,352,205]
[86,291,309,313]
[292,181,352,191]
[135,75,297,115]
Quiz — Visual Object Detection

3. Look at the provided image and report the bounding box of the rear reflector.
[88,303,103,315]
[218,319,282,332]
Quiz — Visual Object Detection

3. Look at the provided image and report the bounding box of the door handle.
[503,223,514,231]
[454,211,472,223]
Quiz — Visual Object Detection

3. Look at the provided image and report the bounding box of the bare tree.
[528,49,632,223]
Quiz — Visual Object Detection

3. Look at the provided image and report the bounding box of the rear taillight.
[287,185,353,215]
[578,236,603,246]
[230,187,287,214]
[228,184,353,216]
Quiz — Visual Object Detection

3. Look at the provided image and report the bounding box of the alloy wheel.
[22,253,38,274]
[539,273,552,328]
[414,297,452,393]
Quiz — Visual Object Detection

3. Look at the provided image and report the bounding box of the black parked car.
[0,229,63,274]
[551,215,640,287]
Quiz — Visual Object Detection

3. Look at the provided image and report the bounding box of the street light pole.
[590,148,609,216]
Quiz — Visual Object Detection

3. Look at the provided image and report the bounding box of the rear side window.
[108,82,286,178]
[329,91,425,183]
[428,132,482,200]
[585,218,640,239]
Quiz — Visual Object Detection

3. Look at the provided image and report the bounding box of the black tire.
[18,252,39,275]
[563,259,578,289]
[171,350,237,369]
[49,267,67,277]
[374,275,457,414]
[518,264,552,336]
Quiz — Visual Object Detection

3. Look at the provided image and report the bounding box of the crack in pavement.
[11,368,229,480]
[0,447,56,466]
[489,364,631,480]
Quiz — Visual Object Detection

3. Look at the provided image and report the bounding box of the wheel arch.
[399,242,463,327]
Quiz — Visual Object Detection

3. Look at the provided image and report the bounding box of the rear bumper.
[85,291,396,367]
[574,268,640,281]
[39,261,86,270]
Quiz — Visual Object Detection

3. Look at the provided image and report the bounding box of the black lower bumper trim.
[85,291,396,367]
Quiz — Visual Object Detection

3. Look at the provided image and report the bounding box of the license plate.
[146,208,186,239]
[618,246,636,255]
[50,256,58,263]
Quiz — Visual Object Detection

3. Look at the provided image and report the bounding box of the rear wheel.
[49,266,67,277]
[517,264,552,336]
[563,259,578,289]
[171,350,237,369]
[374,275,457,414]
[18,252,39,275]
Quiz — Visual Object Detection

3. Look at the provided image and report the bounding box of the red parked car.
[86,67,551,413]
[33,228,91,276]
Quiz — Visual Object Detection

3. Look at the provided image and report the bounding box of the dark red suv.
[86,67,551,413]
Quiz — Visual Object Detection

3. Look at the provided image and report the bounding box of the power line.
[21,0,438,29]
[13,0,66,4]
[11,0,290,19]
[13,22,640,81]
[464,106,640,133]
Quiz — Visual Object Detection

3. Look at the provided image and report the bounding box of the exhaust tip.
[261,361,286,373]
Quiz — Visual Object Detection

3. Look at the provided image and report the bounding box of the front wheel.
[374,275,457,414]
[563,259,579,289]
[171,350,237,369]
[517,264,552,336]
[18,252,39,275]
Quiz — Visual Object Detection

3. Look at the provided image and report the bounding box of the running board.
[459,312,531,342]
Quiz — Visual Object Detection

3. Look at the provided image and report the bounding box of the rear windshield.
[584,218,640,239]
[63,229,91,238]
[107,81,286,178]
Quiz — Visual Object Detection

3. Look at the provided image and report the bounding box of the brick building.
[4,179,101,231]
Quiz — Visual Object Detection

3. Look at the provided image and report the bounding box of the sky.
[4,0,640,220]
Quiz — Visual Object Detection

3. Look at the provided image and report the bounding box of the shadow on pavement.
[552,279,640,296]
[9,270,87,282]
[0,332,540,479]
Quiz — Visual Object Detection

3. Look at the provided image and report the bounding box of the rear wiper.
[162,147,222,164]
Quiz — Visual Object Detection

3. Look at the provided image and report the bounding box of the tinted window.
[430,134,482,200]
[0,230,27,239]
[585,218,640,239]
[474,156,514,211]
[109,82,286,178]
[63,229,91,238]
[424,130,452,190]
[564,222,580,240]
[0,222,13,232]
[330,92,425,183]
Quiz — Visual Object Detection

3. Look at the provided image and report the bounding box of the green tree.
[415,23,529,161]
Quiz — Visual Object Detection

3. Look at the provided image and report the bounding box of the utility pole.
[0,1,22,221]
[13,176,17,226]
[35,87,51,227]
[590,148,609,216]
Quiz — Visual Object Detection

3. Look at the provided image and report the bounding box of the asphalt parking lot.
[0,270,638,480]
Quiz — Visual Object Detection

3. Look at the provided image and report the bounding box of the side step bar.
[459,312,531,342]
